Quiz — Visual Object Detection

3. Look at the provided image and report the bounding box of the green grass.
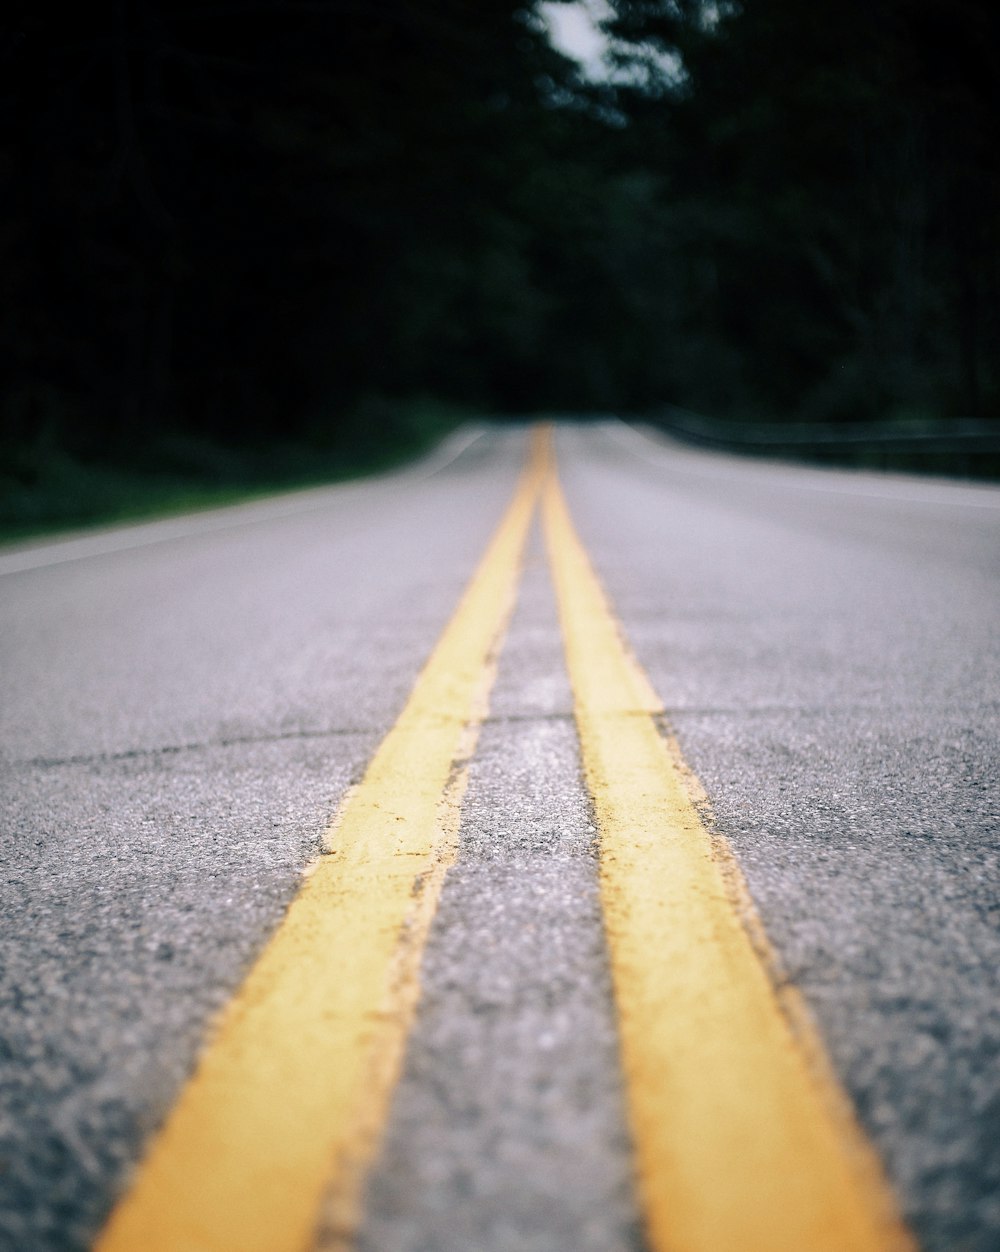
[0,405,468,546]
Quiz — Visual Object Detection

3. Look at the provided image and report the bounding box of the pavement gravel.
[354,533,639,1252]
[559,422,1000,1252]
[0,429,523,1249]
[1,420,998,1251]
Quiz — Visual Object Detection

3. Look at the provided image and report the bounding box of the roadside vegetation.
[2,0,997,538]
[0,400,463,541]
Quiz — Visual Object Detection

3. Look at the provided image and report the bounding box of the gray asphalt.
[559,422,1000,1252]
[1,421,998,1251]
[352,532,638,1252]
[0,429,524,1249]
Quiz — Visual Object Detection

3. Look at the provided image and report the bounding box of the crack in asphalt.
[8,727,378,771]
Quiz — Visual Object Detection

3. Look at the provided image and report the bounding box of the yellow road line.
[96,429,548,1252]
[542,457,914,1252]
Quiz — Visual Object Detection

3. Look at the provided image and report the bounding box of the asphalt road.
[1,421,998,1251]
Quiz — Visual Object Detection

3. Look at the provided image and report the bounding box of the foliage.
[603,0,1000,424]
[1,0,997,509]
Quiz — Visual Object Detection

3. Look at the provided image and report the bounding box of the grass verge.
[0,404,467,546]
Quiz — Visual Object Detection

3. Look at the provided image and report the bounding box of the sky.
[539,2,685,89]
[538,1,612,78]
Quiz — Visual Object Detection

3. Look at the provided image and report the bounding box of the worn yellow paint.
[541,460,914,1252]
[96,429,548,1252]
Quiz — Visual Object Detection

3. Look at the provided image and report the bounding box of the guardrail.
[651,406,1000,475]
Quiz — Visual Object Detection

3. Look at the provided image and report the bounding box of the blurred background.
[2,0,998,534]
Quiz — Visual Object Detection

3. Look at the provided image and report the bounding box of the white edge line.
[0,427,489,578]
[407,424,487,480]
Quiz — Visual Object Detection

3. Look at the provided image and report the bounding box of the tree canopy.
[2,0,997,478]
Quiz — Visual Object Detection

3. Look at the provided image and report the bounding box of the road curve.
[0,421,997,1251]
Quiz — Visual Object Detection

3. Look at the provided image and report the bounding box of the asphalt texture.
[1,420,998,1251]
[353,532,638,1252]
[0,429,523,1249]
[558,422,1000,1252]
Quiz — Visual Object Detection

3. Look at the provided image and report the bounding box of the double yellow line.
[97,428,913,1252]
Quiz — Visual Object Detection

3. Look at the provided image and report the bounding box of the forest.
[2,0,998,528]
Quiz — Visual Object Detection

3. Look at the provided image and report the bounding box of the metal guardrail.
[646,406,1000,479]
[653,406,1000,456]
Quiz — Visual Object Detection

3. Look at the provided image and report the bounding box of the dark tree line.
[606,0,1000,426]
[1,1,585,468]
[2,0,997,485]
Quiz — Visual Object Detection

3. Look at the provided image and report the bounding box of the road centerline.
[542,445,916,1252]
[94,430,546,1252]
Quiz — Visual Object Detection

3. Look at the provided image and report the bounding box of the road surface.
[0,421,997,1251]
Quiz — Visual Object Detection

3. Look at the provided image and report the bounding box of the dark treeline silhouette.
[2,0,997,513]
[606,0,999,427]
